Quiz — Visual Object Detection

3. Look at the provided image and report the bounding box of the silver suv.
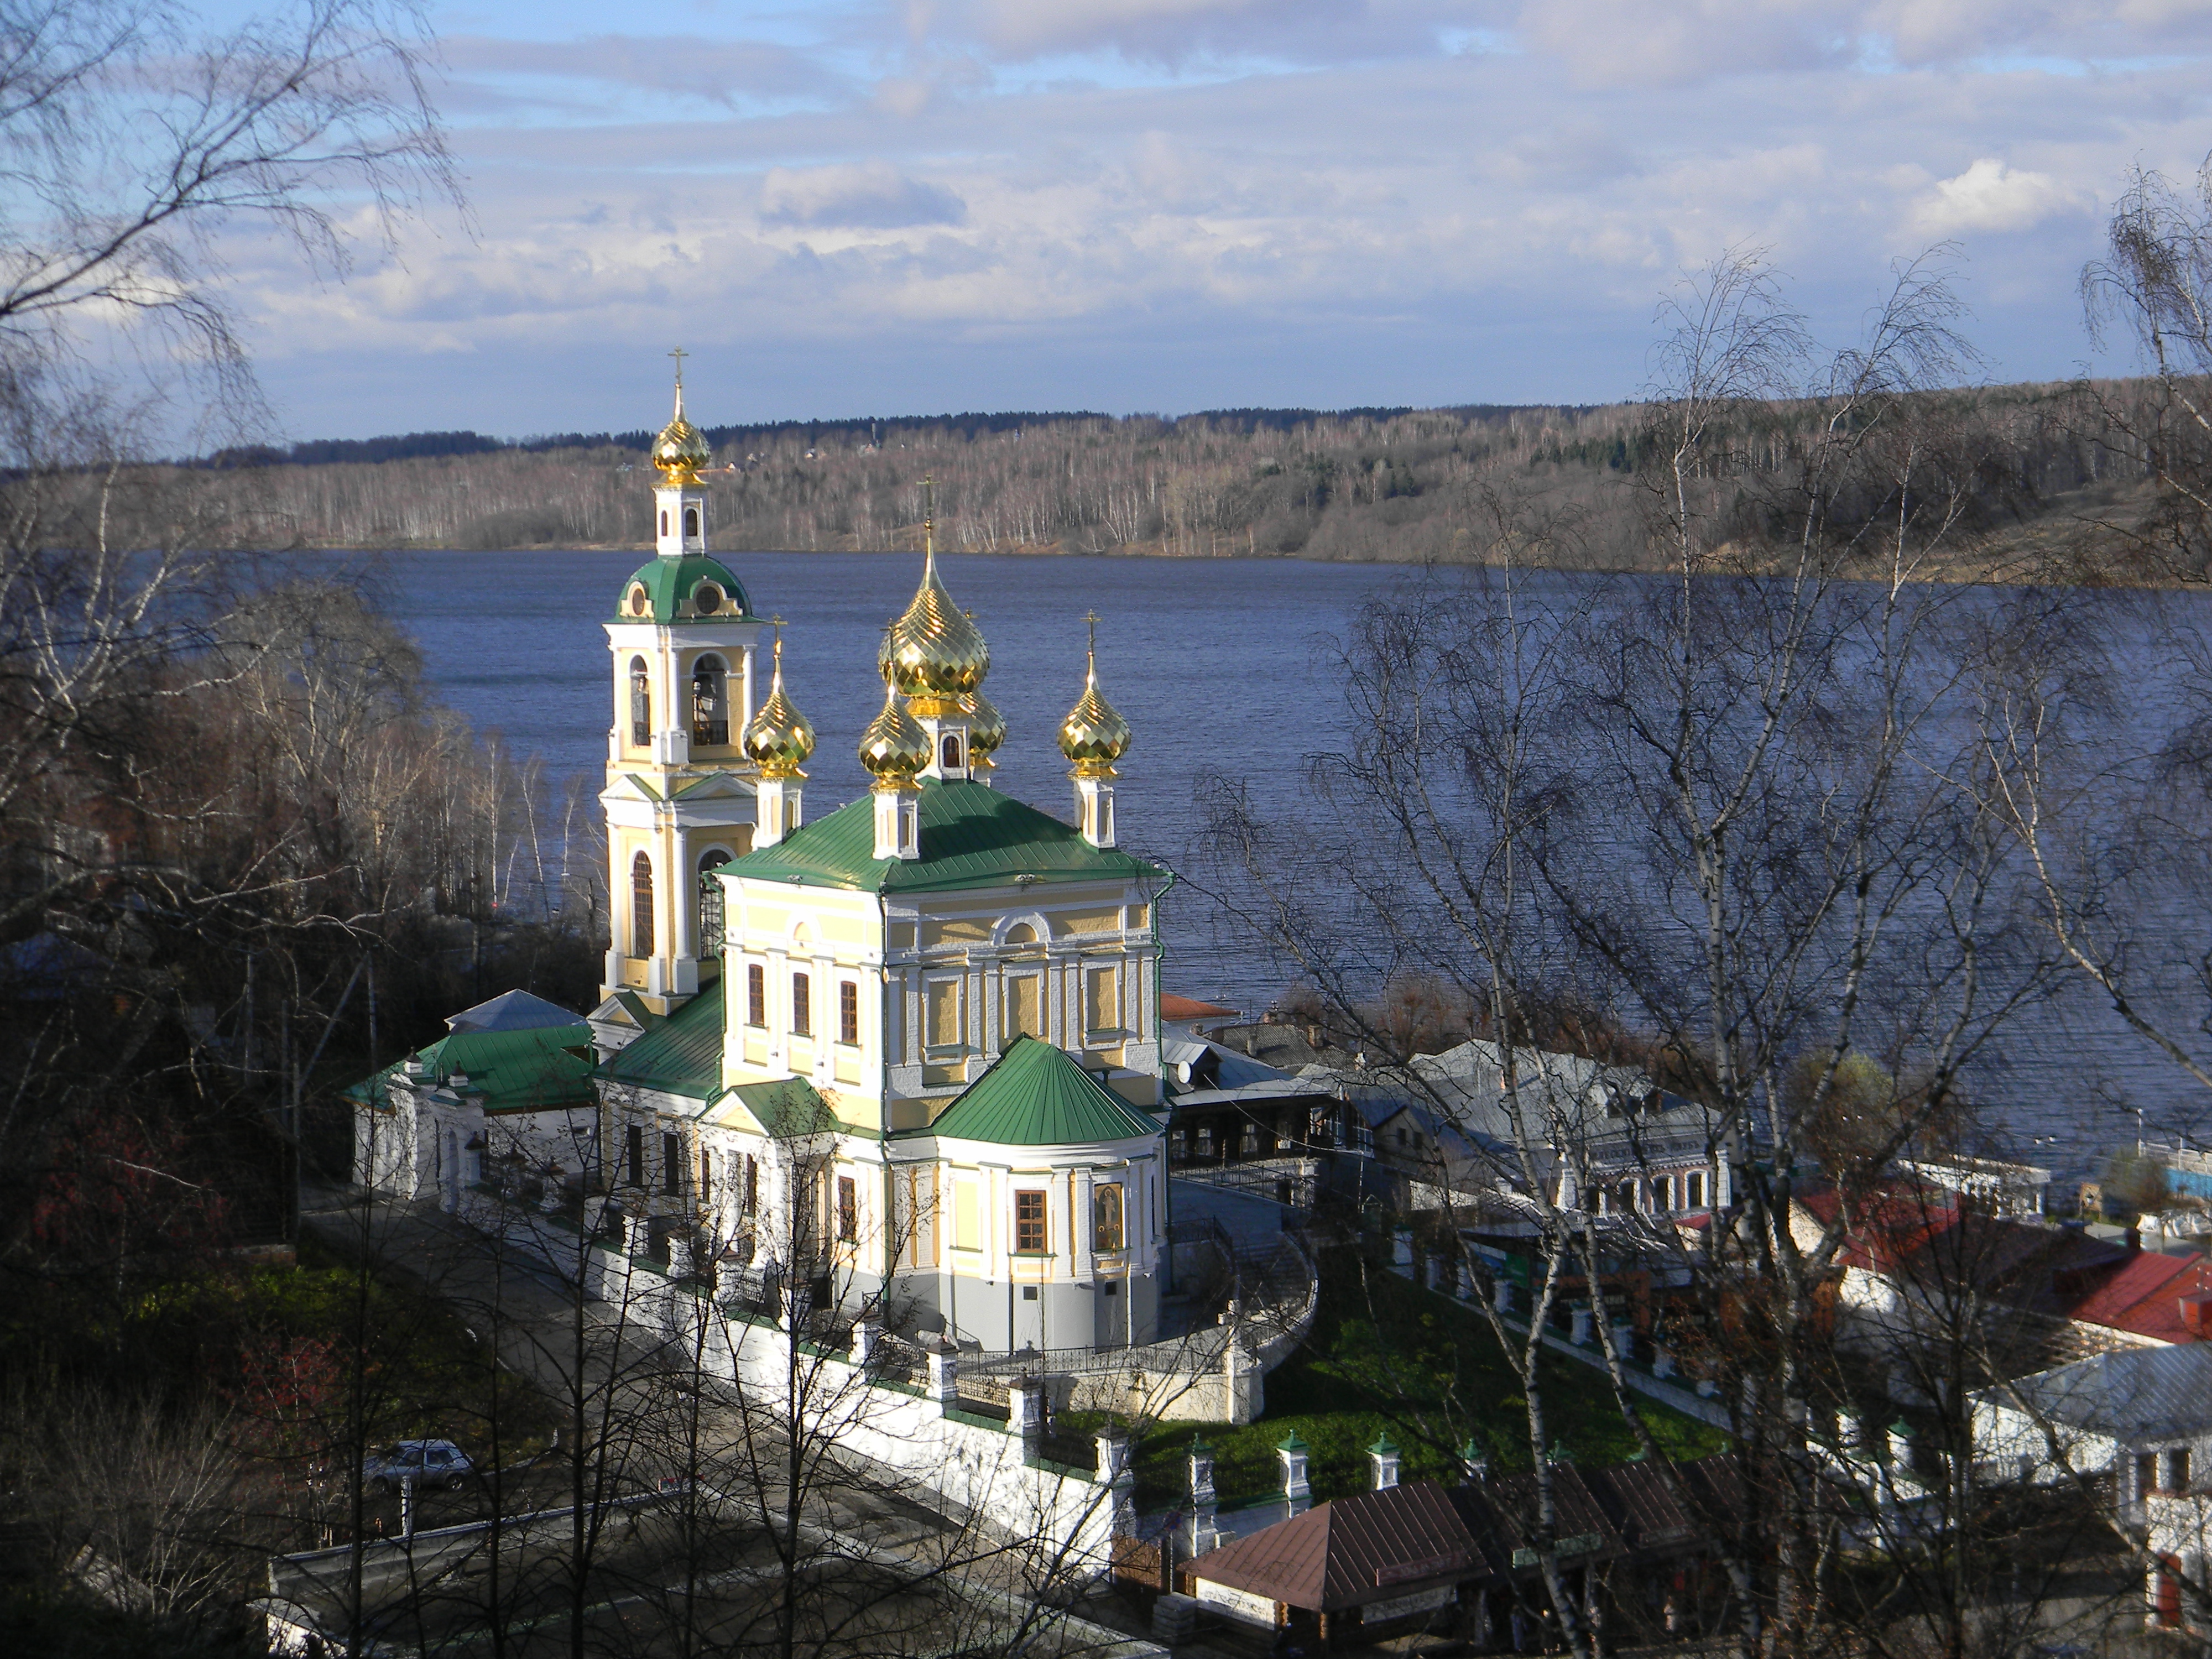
[363,1439,473,1493]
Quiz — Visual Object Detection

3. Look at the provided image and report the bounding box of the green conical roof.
[916,1035,1160,1146]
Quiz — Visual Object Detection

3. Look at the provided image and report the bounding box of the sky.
[228,0,2212,441]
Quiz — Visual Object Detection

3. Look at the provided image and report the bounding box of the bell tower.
[599,353,770,1013]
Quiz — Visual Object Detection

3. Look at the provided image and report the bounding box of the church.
[354,370,1172,1357]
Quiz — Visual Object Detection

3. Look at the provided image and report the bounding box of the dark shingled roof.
[1185,1482,1491,1612]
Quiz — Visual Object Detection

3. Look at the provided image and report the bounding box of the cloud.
[439,34,844,110]
[919,0,1453,64]
[759,162,968,229]
[1909,158,2084,236]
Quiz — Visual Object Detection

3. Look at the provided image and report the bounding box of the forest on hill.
[181,377,2174,581]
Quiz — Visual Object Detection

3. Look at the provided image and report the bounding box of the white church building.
[354,371,1172,1358]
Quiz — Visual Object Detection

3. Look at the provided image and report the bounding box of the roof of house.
[446,988,585,1034]
[1984,1342,2212,1442]
[345,1023,596,1114]
[1187,1458,1743,1615]
[2065,1250,2212,1344]
[727,1076,837,1138]
[598,979,725,1100]
[727,776,1163,894]
[912,1035,1161,1146]
[1184,1481,1490,1612]
[1162,994,1239,1022]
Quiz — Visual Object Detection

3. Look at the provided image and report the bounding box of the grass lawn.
[1113,1246,1727,1511]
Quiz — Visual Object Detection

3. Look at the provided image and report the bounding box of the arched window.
[629,657,651,747]
[684,505,700,539]
[630,853,654,957]
[698,849,729,956]
[941,733,961,770]
[691,655,728,746]
[659,509,669,537]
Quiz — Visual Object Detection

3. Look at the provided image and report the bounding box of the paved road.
[298,1180,1164,1654]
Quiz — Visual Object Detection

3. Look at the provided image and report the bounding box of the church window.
[625,1124,644,1188]
[1014,1190,1047,1254]
[630,853,654,956]
[693,581,722,614]
[1094,1183,1124,1252]
[628,583,648,616]
[698,852,727,955]
[662,1133,682,1194]
[792,972,811,1037]
[942,733,960,770]
[700,1147,713,1200]
[1083,965,1121,1038]
[1005,974,1041,1043]
[659,509,669,537]
[839,980,858,1045]
[684,506,700,540]
[837,1176,857,1241]
[629,658,651,746]
[747,963,765,1026]
[690,655,728,745]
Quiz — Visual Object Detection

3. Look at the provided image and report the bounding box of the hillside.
[187,382,2165,580]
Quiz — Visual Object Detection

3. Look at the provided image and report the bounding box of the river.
[323,547,2212,1185]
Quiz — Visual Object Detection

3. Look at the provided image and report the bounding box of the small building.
[1179,1459,1737,1648]
[1160,993,1239,1039]
[346,991,597,1204]
[1975,1342,2212,1631]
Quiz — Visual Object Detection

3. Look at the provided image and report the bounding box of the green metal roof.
[344,1023,596,1115]
[613,555,753,624]
[729,1077,839,1138]
[728,777,1164,895]
[912,1036,1162,1146]
[598,979,725,1099]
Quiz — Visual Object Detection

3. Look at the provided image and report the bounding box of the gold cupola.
[1057,614,1132,778]
[965,688,1005,764]
[651,353,712,483]
[858,676,930,783]
[878,482,988,715]
[742,627,815,779]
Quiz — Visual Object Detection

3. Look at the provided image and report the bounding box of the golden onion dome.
[878,499,988,710]
[742,630,815,779]
[964,688,1005,758]
[858,677,930,783]
[651,366,712,482]
[1057,618,1131,777]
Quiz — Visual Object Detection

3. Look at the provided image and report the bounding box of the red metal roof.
[2064,1251,2212,1344]
[1162,994,1240,1021]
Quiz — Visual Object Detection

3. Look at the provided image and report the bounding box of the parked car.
[363,1440,473,1493]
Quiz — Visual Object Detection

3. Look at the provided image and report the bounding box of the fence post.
[1009,1376,1044,1451]
[927,1340,960,1412]
[851,1314,879,1369]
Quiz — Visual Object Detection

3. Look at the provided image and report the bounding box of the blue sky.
[229,0,2212,440]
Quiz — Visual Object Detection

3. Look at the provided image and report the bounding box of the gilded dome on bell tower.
[651,349,712,482]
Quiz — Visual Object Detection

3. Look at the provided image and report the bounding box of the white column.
[1075,1166,1096,1283]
